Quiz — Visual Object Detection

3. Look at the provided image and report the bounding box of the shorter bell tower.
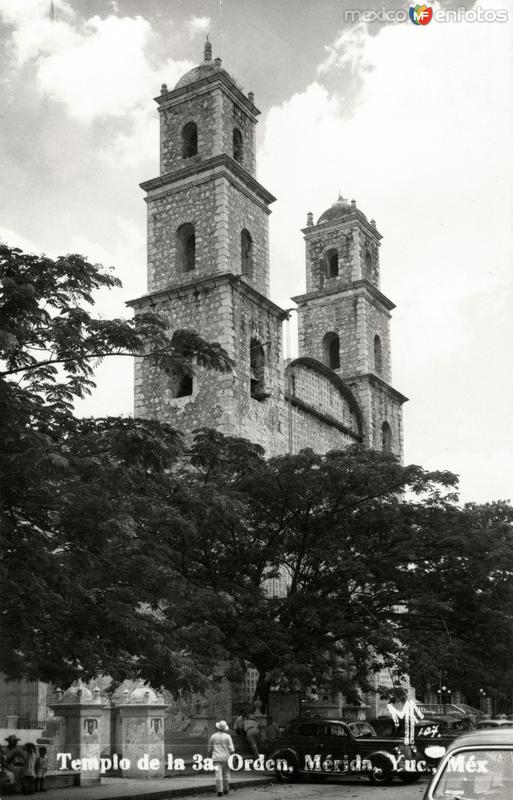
[293,195,407,457]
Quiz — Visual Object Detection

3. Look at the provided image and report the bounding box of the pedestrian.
[208,720,234,797]
[4,734,26,792]
[233,710,260,758]
[22,743,37,794]
[35,746,48,792]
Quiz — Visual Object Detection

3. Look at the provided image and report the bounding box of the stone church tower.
[130,42,406,459]
[293,195,407,456]
[129,39,288,455]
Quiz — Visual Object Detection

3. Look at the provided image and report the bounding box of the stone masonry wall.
[231,287,287,455]
[352,379,403,458]
[359,229,380,287]
[366,301,392,382]
[159,88,220,175]
[297,292,360,378]
[226,182,270,297]
[286,362,359,437]
[158,87,257,177]
[134,283,236,435]
[287,404,357,455]
[219,92,256,176]
[304,225,357,294]
[146,181,217,293]
[133,280,287,456]
[297,291,392,381]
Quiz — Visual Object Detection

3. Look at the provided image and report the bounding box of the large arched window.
[182,122,198,158]
[364,250,373,280]
[374,334,383,374]
[250,338,266,400]
[233,128,243,162]
[325,248,339,278]
[382,421,392,454]
[241,228,253,277]
[323,332,340,370]
[176,223,196,272]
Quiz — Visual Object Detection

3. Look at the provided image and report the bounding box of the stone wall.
[304,225,357,293]
[219,91,256,176]
[231,285,287,455]
[0,676,47,726]
[159,88,220,175]
[158,86,257,178]
[133,277,287,456]
[363,299,392,382]
[353,379,403,457]
[145,175,270,297]
[226,181,270,297]
[297,292,360,378]
[146,180,217,293]
[359,228,381,287]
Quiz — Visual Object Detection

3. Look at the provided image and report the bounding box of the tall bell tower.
[293,195,407,457]
[129,40,288,454]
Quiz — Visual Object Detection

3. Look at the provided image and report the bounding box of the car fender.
[368,749,398,768]
[269,747,300,768]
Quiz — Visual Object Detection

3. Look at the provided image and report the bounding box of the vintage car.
[475,718,513,730]
[423,728,513,799]
[367,715,470,769]
[265,717,423,785]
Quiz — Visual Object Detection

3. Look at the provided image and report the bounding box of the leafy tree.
[153,435,461,706]
[2,243,513,711]
[399,500,513,711]
[0,244,231,690]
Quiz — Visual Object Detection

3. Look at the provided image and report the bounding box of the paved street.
[227,778,427,800]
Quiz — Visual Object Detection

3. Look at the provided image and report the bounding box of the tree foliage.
[2,244,513,709]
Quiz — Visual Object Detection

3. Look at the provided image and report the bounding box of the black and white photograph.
[0,1,512,799]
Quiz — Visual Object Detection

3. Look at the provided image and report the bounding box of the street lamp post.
[437,685,452,715]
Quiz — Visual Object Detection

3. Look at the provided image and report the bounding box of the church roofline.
[140,154,276,206]
[350,372,409,404]
[291,279,396,312]
[155,72,260,118]
[301,210,383,241]
[127,273,289,321]
[285,356,364,437]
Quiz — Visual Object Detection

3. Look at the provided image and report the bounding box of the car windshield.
[348,722,376,738]
[431,747,513,800]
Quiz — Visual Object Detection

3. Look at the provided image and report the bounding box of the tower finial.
[204,36,212,62]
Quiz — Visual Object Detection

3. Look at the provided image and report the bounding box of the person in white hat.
[208,721,234,797]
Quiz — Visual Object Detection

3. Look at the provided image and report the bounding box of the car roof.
[443,728,513,751]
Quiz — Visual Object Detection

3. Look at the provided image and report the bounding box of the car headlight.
[424,745,446,760]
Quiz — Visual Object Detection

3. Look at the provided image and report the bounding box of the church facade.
[129,40,407,459]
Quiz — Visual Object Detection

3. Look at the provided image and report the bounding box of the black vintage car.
[366,715,475,768]
[265,717,423,785]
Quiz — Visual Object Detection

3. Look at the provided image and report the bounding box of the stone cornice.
[155,73,260,119]
[291,279,395,312]
[127,273,289,321]
[140,154,276,207]
[349,372,409,404]
[302,211,382,242]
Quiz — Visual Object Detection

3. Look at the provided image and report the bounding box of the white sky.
[0,0,511,504]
